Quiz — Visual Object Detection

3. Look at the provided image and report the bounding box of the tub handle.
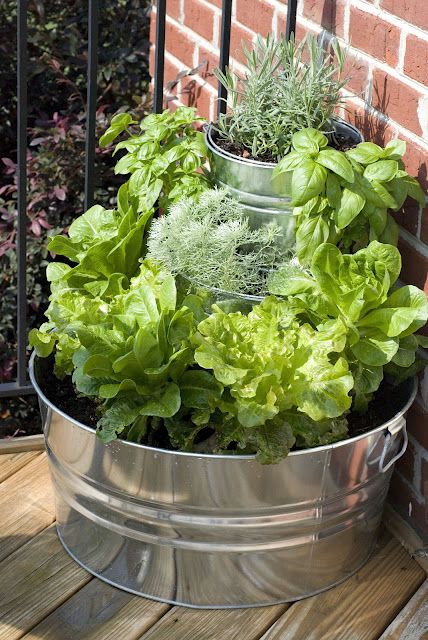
[379,419,408,473]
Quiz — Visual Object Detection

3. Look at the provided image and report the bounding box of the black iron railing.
[0,0,298,399]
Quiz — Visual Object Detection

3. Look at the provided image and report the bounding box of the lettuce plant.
[273,129,425,263]
[268,241,428,410]
[99,106,211,212]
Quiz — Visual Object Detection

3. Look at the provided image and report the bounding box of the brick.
[407,401,428,450]
[372,69,423,137]
[183,0,217,43]
[230,21,255,66]
[388,474,427,536]
[420,206,428,245]
[182,80,214,119]
[164,0,181,21]
[396,439,416,484]
[381,0,428,32]
[236,0,274,37]
[165,18,195,67]
[400,134,428,192]
[303,0,345,39]
[389,473,415,513]
[345,99,394,146]
[163,55,185,98]
[397,238,428,294]
[150,7,156,46]
[343,54,369,97]
[350,8,400,67]
[404,34,428,86]
[196,44,220,89]
[421,457,428,497]
[394,198,420,237]
[205,0,221,6]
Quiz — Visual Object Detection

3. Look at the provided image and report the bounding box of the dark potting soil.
[38,356,99,429]
[37,356,411,451]
[212,129,358,163]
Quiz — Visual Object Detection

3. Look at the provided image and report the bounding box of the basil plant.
[273,129,425,263]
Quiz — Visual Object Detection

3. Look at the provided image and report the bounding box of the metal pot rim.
[29,351,417,460]
[205,118,363,169]
[178,272,266,302]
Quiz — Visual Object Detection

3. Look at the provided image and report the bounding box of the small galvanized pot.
[205,119,363,248]
[30,353,415,609]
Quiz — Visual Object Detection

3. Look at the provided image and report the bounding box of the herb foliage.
[147,189,287,295]
[100,107,212,211]
[214,34,347,161]
[273,129,426,263]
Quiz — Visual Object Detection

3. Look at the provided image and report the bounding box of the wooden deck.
[0,451,427,640]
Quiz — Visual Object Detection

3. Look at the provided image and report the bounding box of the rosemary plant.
[214,34,348,161]
[147,189,287,294]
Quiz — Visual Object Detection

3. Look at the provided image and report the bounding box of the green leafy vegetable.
[268,241,428,409]
[274,130,426,262]
[100,106,212,211]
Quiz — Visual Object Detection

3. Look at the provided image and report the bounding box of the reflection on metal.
[30,354,416,608]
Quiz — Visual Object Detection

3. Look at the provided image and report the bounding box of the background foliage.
[0,0,151,435]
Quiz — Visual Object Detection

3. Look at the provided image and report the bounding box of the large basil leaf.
[317,149,354,182]
[335,187,365,229]
[291,128,328,153]
[364,160,398,182]
[291,160,328,206]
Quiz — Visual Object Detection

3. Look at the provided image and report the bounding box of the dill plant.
[214,34,348,161]
[147,189,287,294]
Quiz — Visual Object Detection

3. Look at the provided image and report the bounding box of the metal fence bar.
[16,0,28,388]
[285,0,298,40]
[153,0,166,113]
[84,0,99,210]
[217,0,232,118]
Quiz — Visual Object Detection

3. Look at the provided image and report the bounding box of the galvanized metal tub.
[205,120,363,249]
[30,354,415,608]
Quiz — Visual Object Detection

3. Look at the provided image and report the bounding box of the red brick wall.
[150,0,428,535]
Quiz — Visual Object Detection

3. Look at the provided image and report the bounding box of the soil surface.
[212,128,358,163]
[35,356,411,450]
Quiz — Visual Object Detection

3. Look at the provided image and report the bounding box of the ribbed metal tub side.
[29,354,415,608]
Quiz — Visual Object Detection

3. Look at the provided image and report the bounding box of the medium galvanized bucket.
[30,354,415,608]
[205,120,363,249]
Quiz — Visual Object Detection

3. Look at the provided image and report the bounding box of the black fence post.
[217,0,232,118]
[153,0,166,114]
[286,0,298,40]
[84,0,100,211]
[16,0,28,389]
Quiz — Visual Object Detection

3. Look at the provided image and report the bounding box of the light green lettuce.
[268,241,428,410]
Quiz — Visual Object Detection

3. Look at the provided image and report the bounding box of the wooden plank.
[21,580,169,640]
[0,453,55,562]
[138,604,288,640]
[383,503,428,573]
[379,579,428,639]
[260,531,425,640]
[0,525,92,640]
[0,435,45,454]
[0,452,42,483]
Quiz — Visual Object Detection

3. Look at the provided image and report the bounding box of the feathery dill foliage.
[147,189,287,295]
[214,34,348,161]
